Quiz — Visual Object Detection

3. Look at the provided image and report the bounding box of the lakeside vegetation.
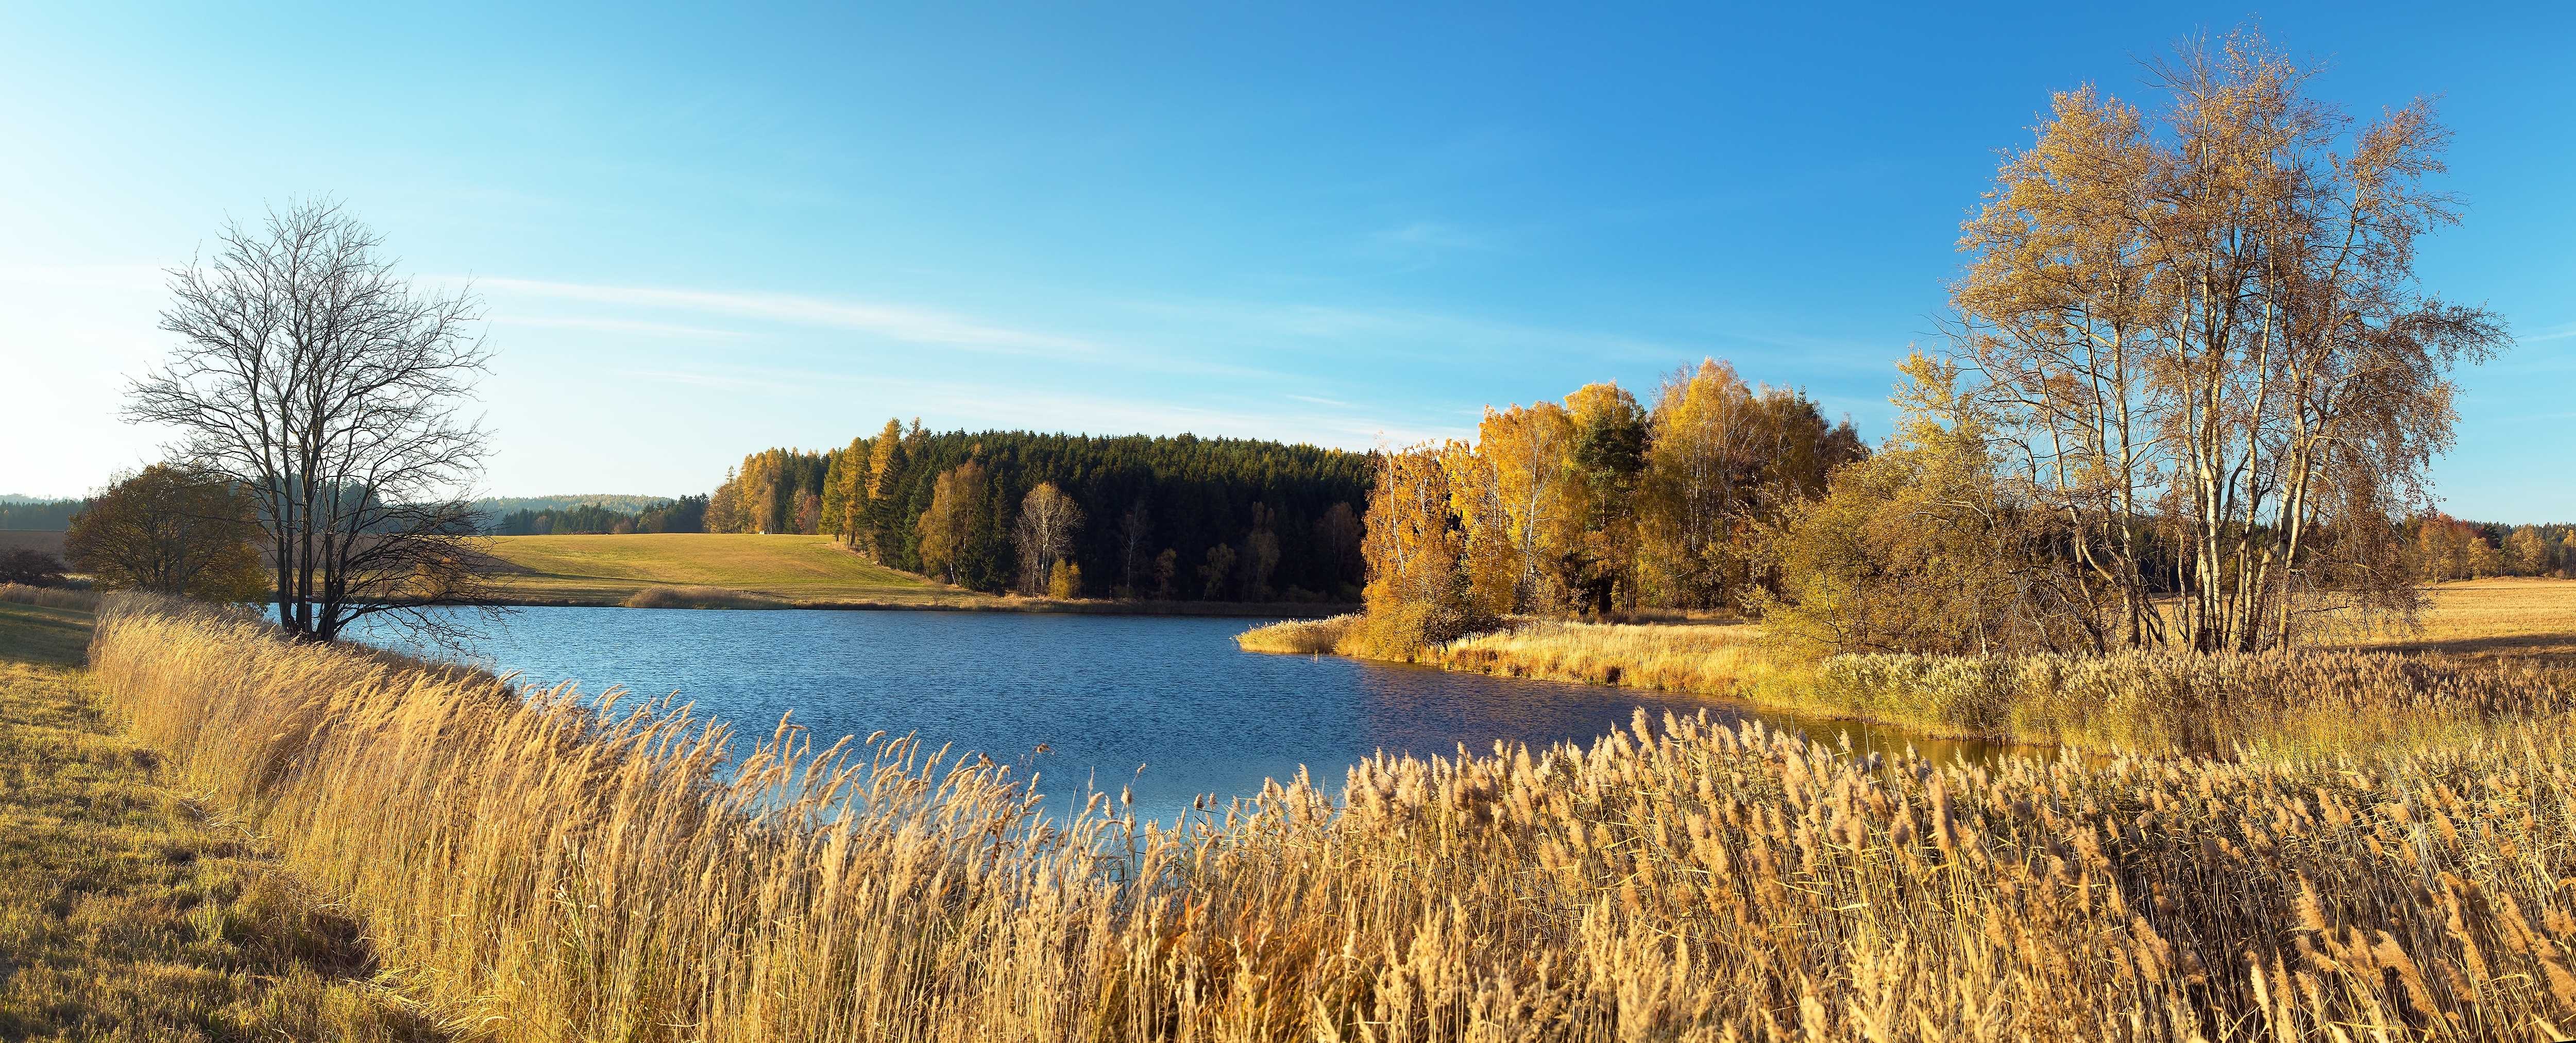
[65,591,2576,1038]
[1246,597,2576,761]
[0,593,443,1040]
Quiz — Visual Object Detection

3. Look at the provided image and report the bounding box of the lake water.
[352,607,2002,824]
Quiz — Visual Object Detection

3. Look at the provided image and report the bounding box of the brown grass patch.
[89,594,2576,1038]
[0,610,449,1041]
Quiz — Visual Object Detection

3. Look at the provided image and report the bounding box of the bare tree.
[128,199,500,645]
[1112,499,1153,596]
[1010,483,1084,596]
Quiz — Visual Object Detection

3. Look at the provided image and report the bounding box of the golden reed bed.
[1252,616,2574,759]
[89,595,2576,1039]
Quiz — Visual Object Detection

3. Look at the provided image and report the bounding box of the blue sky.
[4,3,2569,519]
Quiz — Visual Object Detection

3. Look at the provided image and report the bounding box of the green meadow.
[475,533,990,607]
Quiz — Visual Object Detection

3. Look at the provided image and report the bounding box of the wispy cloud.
[505,315,753,341]
[473,277,1095,353]
[2520,322,2576,345]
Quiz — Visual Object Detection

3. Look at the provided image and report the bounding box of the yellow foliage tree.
[915,460,986,586]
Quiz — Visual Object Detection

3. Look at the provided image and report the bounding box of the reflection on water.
[344,607,2025,824]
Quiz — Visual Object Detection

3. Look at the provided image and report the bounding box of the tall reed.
[1785,649,2575,757]
[1232,612,1358,654]
[1,581,102,611]
[90,595,2576,1039]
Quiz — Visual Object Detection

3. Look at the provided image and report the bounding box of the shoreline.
[428,593,1358,618]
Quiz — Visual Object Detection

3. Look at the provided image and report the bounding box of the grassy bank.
[1245,604,2575,759]
[477,533,1350,615]
[83,595,2576,1038]
[477,532,980,606]
[0,595,446,1040]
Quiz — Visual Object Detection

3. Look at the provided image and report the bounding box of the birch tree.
[1950,30,2504,652]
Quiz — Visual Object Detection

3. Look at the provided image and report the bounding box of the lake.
[353,607,1998,824]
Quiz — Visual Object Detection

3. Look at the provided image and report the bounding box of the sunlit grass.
[1232,612,1357,653]
[88,594,2576,1038]
[2341,576,2576,664]
[0,603,448,1041]
[477,532,989,607]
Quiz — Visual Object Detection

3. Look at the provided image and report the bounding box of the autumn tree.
[1635,361,1759,608]
[1950,30,2507,652]
[64,464,269,602]
[2506,524,2551,577]
[916,460,987,586]
[1455,404,1578,614]
[821,434,872,544]
[1350,444,1489,654]
[1562,383,1648,614]
[1199,544,1236,601]
[1011,482,1084,596]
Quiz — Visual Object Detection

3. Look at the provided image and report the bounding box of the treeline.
[1360,360,1862,647]
[0,499,82,530]
[706,426,1374,601]
[2409,516,2576,580]
[485,496,707,536]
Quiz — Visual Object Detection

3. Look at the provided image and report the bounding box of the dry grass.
[0,602,448,1041]
[2345,577,2576,664]
[1233,613,1358,654]
[1279,602,2576,761]
[620,584,792,610]
[88,594,2576,1039]
[1786,649,2573,758]
[1,583,103,613]
[478,533,990,607]
[1433,619,1770,694]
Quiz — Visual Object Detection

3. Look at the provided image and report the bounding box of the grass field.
[2344,576,2576,663]
[0,598,446,1040]
[476,533,989,607]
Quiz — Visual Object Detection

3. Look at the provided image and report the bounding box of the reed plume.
[93,594,2576,1039]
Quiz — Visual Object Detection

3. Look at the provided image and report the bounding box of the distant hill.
[470,494,674,516]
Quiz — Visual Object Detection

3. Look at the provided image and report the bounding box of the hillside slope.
[476,533,986,606]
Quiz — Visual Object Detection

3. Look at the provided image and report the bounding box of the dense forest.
[703,425,1374,601]
[483,496,706,535]
[0,499,82,530]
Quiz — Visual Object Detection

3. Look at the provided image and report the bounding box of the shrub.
[0,548,69,588]
[621,585,790,610]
